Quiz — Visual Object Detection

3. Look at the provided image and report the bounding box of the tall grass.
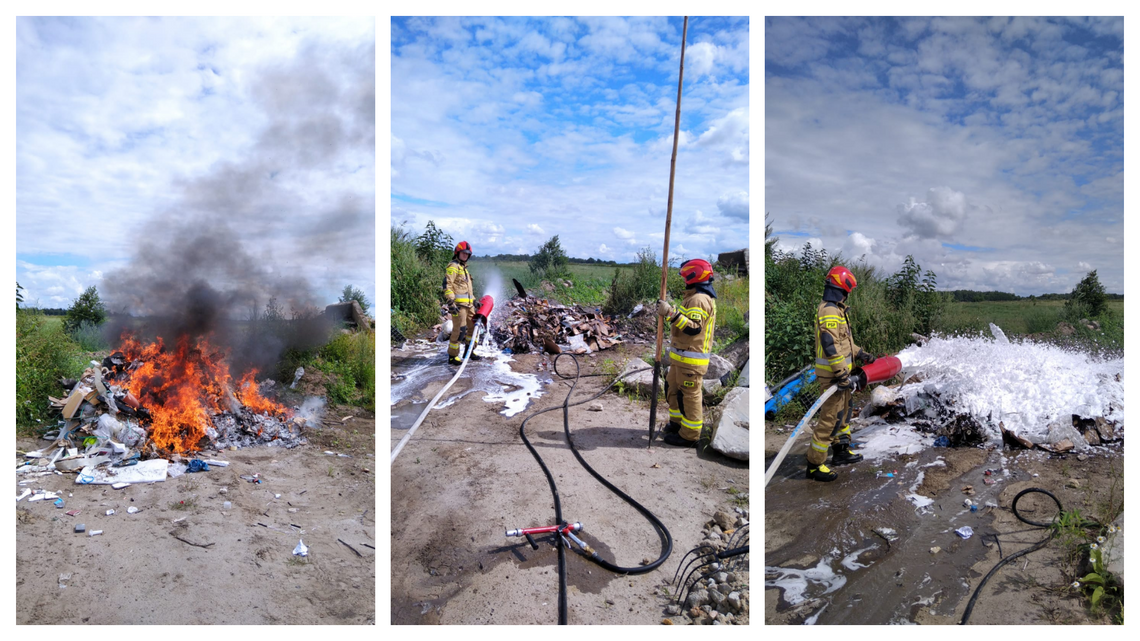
[392,227,445,337]
[713,276,749,351]
[71,319,110,352]
[603,248,684,315]
[16,310,86,432]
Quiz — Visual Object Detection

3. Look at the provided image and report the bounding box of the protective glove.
[836,376,859,393]
[858,349,876,364]
[656,299,673,318]
[448,303,459,315]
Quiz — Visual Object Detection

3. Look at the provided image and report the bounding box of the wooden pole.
[648,16,687,449]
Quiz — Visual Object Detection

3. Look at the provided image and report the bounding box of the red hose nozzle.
[475,295,494,323]
[854,355,903,388]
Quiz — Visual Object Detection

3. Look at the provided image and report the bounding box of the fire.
[115,332,291,453]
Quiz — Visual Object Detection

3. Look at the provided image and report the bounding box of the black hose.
[518,354,673,624]
[959,488,1062,625]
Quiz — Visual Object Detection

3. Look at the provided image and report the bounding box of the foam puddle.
[892,331,1124,444]
[391,340,546,425]
[433,344,545,417]
[766,550,848,606]
[854,420,933,460]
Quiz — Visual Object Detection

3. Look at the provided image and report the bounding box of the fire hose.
[515,353,673,625]
[390,296,495,464]
[959,488,1068,625]
[764,356,903,487]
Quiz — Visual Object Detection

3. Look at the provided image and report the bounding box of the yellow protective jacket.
[444,260,474,308]
[814,299,861,382]
[667,289,716,375]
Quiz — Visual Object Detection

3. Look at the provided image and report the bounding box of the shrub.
[392,226,445,337]
[602,247,684,315]
[339,284,371,315]
[16,311,85,430]
[1067,270,1107,318]
[530,235,570,281]
[64,286,106,334]
[72,320,110,352]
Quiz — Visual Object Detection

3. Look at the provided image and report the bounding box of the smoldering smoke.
[102,37,375,377]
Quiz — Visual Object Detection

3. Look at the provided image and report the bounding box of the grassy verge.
[283,329,376,411]
[16,310,88,435]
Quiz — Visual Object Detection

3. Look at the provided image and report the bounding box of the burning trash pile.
[21,333,314,486]
[489,296,623,354]
[857,328,1124,454]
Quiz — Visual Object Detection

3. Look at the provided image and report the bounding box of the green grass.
[713,276,749,352]
[16,311,88,434]
[467,260,619,307]
[938,299,1123,353]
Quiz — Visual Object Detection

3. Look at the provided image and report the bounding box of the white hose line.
[763,384,838,487]
[391,323,482,464]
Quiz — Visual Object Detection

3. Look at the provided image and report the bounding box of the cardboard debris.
[490,295,624,354]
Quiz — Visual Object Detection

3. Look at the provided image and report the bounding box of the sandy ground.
[16,407,376,625]
[390,346,750,625]
[764,408,1123,625]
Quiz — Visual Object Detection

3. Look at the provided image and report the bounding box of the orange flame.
[116,332,291,453]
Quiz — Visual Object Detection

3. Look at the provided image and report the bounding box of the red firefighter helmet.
[825,265,857,293]
[454,241,473,257]
[679,259,714,286]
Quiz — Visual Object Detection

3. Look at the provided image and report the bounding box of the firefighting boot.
[466,346,483,361]
[807,463,838,482]
[662,430,698,448]
[662,422,682,436]
[447,355,463,366]
[830,441,864,466]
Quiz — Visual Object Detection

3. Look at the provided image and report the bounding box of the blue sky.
[391,16,749,264]
[766,17,1123,295]
[16,17,375,311]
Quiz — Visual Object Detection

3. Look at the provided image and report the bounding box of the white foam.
[894,334,1124,443]
[854,421,933,460]
[765,550,848,606]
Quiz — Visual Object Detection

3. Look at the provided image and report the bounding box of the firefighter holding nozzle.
[444,241,482,365]
[806,265,877,482]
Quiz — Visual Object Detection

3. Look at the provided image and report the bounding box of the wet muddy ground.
[765,416,1123,625]
[391,343,750,624]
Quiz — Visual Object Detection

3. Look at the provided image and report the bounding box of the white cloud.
[716,190,748,219]
[896,187,972,239]
[613,227,635,239]
[527,223,545,235]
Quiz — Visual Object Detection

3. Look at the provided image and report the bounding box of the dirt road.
[16,410,375,625]
[391,346,750,624]
[765,418,1123,624]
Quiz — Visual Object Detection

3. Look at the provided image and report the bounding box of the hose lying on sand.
[959,487,1066,625]
[518,353,673,625]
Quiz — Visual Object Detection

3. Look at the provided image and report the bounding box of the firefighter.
[655,258,717,448]
[807,265,877,482]
[444,241,481,365]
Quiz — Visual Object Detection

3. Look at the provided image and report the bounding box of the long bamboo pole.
[648,16,688,448]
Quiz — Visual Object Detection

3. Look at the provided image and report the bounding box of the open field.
[940,299,1123,336]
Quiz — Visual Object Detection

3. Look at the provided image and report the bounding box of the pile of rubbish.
[21,351,312,487]
[488,296,623,355]
[859,328,1124,453]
